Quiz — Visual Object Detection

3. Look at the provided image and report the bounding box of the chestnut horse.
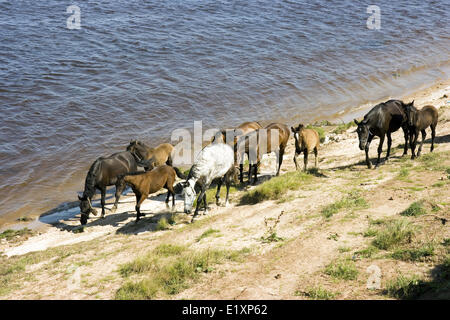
[235,123,290,184]
[402,103,438,159]
[126,140,174,171]
[291,124,320,171]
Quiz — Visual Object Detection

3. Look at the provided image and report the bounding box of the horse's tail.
[173,167,187,180]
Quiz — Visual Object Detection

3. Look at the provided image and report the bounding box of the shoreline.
[1,78,449,233]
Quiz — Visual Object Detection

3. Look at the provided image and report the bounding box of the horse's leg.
[165,190,171,209]
[277,147,285,176]
[303,149,308,171]
[224,171,232,207]
[192,187,206,222]
[375,134,385,168]
[293,151,300,171]
[166,154,173,167]
[417,129,426,157]
[365,135,374,169]
[239,163,244,183]
[385,132,392,161]
[100,187,106,218]
[411,129,419,159]
[430,123,436,152]
[215,177,223,206]
[314,147,318,168]
[112,179,126,213]
[402,125,409,156]
[253,163,259,184]
[135,193,147,223]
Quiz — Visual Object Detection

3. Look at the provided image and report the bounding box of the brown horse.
[212,121,263,182]
[402,103,438,159]
[121,165,185,222]
[291,124,320,171]
[235,123,290,184]
[126,141,174,171]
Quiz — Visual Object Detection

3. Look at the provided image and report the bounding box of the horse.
[291,124,320,171]
[120,165,186,222]
[211,121,262,182]
[402,103,438,159]
[78,151,139,225]
[235,122,290,184]
[181,143,236,223]
[126,140,174,171]
[354,99,410,169]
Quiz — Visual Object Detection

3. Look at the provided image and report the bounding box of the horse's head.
[127,140,147,161]
[291,124,305,152]
[354,119,370,150]
[78,194,97,225]
[403,100,416,127]
[182,180,196,214]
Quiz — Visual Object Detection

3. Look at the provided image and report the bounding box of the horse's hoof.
[110,206,117,213]
[225,201,230,208]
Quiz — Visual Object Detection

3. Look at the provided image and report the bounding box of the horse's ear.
[78,195,82,200]
[291,126,295,133]
[410,100,415,106]
[354,119,359,125]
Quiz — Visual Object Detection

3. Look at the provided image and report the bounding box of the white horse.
[182,143,236,222]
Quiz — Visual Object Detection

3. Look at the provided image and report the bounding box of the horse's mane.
[83,158,102,198]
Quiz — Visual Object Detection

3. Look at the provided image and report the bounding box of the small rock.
[274,274,281,279]
[389,196,394,200]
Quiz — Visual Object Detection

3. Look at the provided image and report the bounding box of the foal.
[291,124,320,171]
[403,103,438,159]
[126,140,174,171]
[121,165,184,222]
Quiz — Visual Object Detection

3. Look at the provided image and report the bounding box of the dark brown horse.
[235,123,290,184]
[78,151,139,225]
[126,140,174,171]
[402,103,438,159]
[354,100,410,169]
[121,165,186,222]
[212,121,262,182]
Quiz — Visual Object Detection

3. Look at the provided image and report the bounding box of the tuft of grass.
[400,201,427,217]
[298,286,338,300]
[372,219,416,250]
[156,217,170,231]
[239,171,313,205]
[116,247,251,299]
[398,167,410,179]
[363,229,378,237]
[391,243,435,261]
[321,190,368,218]
[324,259,359,280]
[306,125,326,143]
[355,246,379,258]
[338,247,351,253]
[385,274,426,299]
[196,228,221,242]
[260,211,285,243]
[332,121,356,134]
[0,228,33,241]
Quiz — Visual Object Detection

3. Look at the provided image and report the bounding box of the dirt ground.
[1,80,449,300]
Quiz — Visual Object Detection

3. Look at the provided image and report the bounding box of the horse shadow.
[115,211,184,235]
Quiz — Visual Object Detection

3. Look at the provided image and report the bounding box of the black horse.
[354,100,410,169]
[78,151,139,225]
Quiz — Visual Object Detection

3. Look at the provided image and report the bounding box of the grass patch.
[391,243,435,261]
[321,190,368,218]
[298,286,338,300]
[332,121,356,134]
[116,247,251,299]
[155,217,170,231]
[306,125,326,143]
[398,167,410,179]
[239,171,313,205]
[372,219,416,250]
[0,228,33,241]
[385,274,427,299]
[400,201,427,217]
[324,259,359,280]
[196,228,221,242]
[355,246,379,258]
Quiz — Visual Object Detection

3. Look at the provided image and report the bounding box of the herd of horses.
[78,99,438,225]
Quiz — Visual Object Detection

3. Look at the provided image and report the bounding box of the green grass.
[155,217,170,231]
[324,259,359,280]
[239,171,313,205]
[385,274,428,299]
[398,167,410,179]
[116,246,251,299]
[354,246,379,258]
[391,243,435,261]
[321,190,368,218]
[372,219,416,250]
[196,228,221,242]
[306,125,326,143]
[0,228,33,241]
[400,201,427,217]
[332,122,356,134]
[298,286,338,300]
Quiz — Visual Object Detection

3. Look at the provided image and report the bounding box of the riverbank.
[0,80,449,299]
